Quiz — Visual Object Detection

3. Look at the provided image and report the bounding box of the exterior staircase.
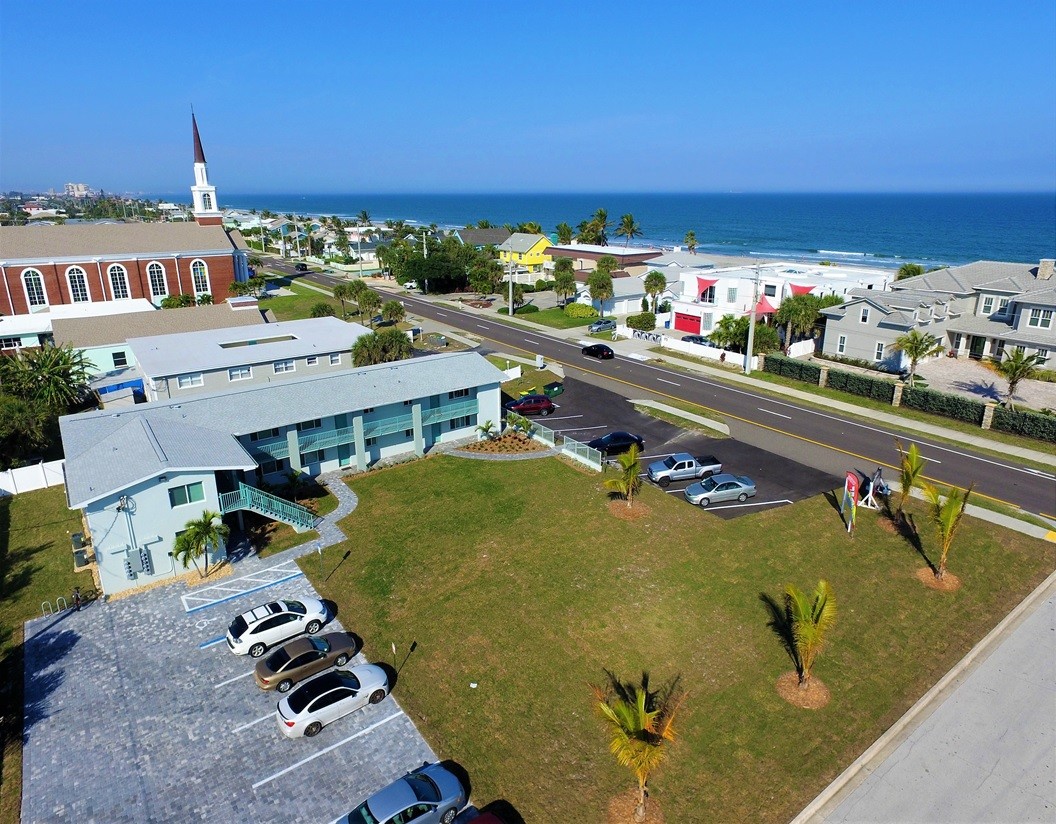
[219,482,318,533]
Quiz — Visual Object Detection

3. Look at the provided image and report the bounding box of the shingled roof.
[52,302,266,349]
[0,223,243,261]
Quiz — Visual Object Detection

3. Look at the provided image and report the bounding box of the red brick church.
[0,115,249,316]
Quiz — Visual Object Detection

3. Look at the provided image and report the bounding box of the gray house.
[59,350,506,595]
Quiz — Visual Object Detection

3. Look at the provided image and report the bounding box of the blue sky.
[2,1,1054,193]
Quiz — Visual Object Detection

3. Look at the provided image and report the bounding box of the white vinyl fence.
[0,460,65,496]
[615,326,759,371]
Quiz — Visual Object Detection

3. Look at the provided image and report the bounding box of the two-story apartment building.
[59,350,507,595]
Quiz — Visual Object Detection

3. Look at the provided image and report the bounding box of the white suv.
[226,597,327,658]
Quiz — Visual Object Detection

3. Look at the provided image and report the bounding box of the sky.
[2,1,1054,194]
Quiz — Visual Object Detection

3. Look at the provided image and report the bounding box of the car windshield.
[662,456,677,469]
[700,478,718,492]
[309,637,330,653]
[406,774,441,803]
[265,648,291,670]
[282,600,306,615]
[228,616,248,639]
[286,672,342,713]
[345,802,379,824]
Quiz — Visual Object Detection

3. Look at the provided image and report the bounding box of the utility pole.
[744,265,760,375]
[507,249,514,316]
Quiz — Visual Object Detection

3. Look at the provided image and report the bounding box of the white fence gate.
[0,460,64,496]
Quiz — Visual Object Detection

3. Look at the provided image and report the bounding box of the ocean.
[155,192,1056,269]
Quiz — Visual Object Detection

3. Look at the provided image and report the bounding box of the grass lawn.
[0,486,85,824]
[299,456,1054,823]
[254,486,339,559]
[260,278,346,322]
[519,307,595,329]
[633,400,729,434]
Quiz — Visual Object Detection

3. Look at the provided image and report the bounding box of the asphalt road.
[276,265,1056,517]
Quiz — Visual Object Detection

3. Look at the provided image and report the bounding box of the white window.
[168,482,204,508]
[0,337,24,350]
[997,298,1009,315]
[859,307,870,323]
[448,388,470,399]
[274,360,295,374]
[449,415,473,430]
[1036,348,1049,363]
[147,262,168,299]
[837,335,847,354]
[228,366,252,381]
[875,342,885,361]
[191,259,210,295]
[306,356,319,367]
[726,287,737,303]
[260,458,289,475]
[702,313,713,331]
[981,296,994,315]
[108,264,130,300]
[1028,308,1052,329]
[22,268,47,307]
[296,418,322,431]
[329,353,341,365]
[763,284,777,298]
[365,436,378,446]
[249,428,280,442]
[699,285,716,303]
[66,266,91,303]
[301,449,324,465]
[202,192,213,211]
[177,373,204,389]
[113,351,128,368]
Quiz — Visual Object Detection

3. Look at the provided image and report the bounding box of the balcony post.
[353,413,367,471]
[412,402,425,457]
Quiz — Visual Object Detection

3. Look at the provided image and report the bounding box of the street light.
[744,265,761,375]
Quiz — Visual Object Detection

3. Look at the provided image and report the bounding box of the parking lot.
[535,376,839,518]
[21,572,441,824]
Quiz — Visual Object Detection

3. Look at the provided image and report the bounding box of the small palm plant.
[922,482,974,580]
[476,420,497,441]
[994,347,1045,411]
[591,670,686,823]
[172,510,230,578]
[891,329,944,383]
[785,580,837,688]
[603,443,643,508]
[895,440,927,520]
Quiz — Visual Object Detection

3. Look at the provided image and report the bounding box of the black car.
[681,334,713,346]
[294,262,309,272]
[587,431,645,456]
[582,344,614,360]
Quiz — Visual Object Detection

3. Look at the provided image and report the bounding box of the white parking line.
[657,378,681,386]
[214,670,256,689]
[918,455,943,464]
[233,712,273,733]
[251,710,404,790]
[704,499,794,509]
[556,424,608,433]
[476,324,489,329]
[434,310,447,316]
[543,414,582,421]
[524,339,535,344]
[757,407,792,419]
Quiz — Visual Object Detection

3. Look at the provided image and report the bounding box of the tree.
[553,259,577,305]
[468,259,501,296]
[332,281,356,317]
[161,294,195,309]
[0,393,49,470]
[172,510,229,578]
[891,330,944,382]
[710,314,745,351]
[0,344,92,413]
[476,420,497,440]
[592,208,610,246]
[895,440,927,520]
[897,263,924,280]
[683,231,697,254]
[994,347,1045,410]
[196,293,213,305]
[357,210,371,227]
[381,300,406,325]
[518,221,542,234]
[555,222,574,245]
[603,444,643,508]
[591,671,686,823]
[596,255,618,278]
[784,580,837,688]
[310,302,335,318]
[644,270,667,313]
[774,294,821,353]
[587,270,614,318]
[352,327,413,366]
[922,482,974,580]
[357,289,382,325]
[615,213,642,247]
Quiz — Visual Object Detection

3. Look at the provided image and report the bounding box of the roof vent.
[1038,259,1055,281]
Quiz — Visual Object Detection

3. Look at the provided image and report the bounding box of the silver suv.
[226,597,327,658]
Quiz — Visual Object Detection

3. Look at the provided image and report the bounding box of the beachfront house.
[497,233,552,276]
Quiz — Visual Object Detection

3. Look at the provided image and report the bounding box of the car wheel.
[658,477,671,488]
[540,408,550,416]
[249,643,267,658]
[369,689,387,704]
[277,679,293,693]
[304,721,322,738]
[702,471,713,479]
[305,620,322,634]
[335,653,349,667]
[738,492,748,502]
[441,809,457,824]
[698,498,711,508]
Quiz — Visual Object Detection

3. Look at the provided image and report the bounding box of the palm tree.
[784,580,837,688]
[352,332,386,367]
[332,281,355,317]
[357,209,371,227]
[0,344,92,413]
[895,440,927,520]
[922,482,974,580]
[642,270,667,314]
[774,294,821,353]
[603,444,642,507]
[592,208,611,246]
[553,259,577,305]
[710,313,744,351]
[591,671,686,823]
[476,420,497,441]
[891,329,944,383]
[381,300,405,325]
[683,230,697,254]
[357,290,382,326]
[994,347,1045,410]
[555,222,574,245]
[897,263,924,280]
[172,510,229,578]
[586,270,614,318]
[615,213,642,247]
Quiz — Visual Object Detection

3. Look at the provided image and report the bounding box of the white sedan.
[276,664,390,738]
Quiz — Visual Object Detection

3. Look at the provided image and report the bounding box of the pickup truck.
[646,452,723,487]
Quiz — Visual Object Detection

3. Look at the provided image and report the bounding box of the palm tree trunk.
[634,778,648,823]
[203,541,209,577]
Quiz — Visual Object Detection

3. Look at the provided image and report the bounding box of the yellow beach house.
[497,232,552,274]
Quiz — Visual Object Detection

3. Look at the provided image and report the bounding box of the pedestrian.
[719,351,726,363]
[72,586,82,612]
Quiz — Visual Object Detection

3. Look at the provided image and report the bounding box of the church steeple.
[190,113,222,226]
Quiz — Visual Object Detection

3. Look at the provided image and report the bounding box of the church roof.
[192,113,207,164]
[0,223,243,261]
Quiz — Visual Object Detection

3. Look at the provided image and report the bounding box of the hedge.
[763,353,822,384]
[498,304,540,315]
[991,407,1056,442]
[564,303,598,319]
[901,385,985,425]
[826,369,897,403]
[625,312,656,331]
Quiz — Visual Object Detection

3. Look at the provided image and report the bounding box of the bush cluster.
[535,279,551,292]
[498,304,540,315]
[763,353,823,384]
[901,386,985,424]
[825,369,897,403]
[990,407,1056,442]
[625,312,657,331]
[564,302,598,319]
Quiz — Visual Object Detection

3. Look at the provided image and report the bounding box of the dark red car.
[504,394,555,416]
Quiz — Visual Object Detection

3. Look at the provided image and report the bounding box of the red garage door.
[674,312,699,334]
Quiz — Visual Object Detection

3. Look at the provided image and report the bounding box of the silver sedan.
[684,473,757,507]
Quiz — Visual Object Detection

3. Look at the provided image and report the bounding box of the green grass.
[517,307,595,329]
[498,367,563,402]
[255,487,339,559]
[299,457,1054,823]
[632,400,729,434]
[260,278,346,322]
[1,486,85,824]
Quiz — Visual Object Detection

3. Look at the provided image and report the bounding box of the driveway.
[21,568,437,823]
[916,356,1056,411]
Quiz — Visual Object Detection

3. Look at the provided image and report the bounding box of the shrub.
[564,302,598,319]
[658,300,672,313]
[826,369,897,403]
[990,407,1056,442]
[901,386,985,424]
[625,312,657,331]
[641,297,650,313]
[498,304,540,315]
[535,279,551,292]
[763,353,823,384]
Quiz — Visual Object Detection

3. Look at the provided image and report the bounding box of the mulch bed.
[775,672,831,709]
[607,789,665,824]
[460,434,549,454]
[915,566,962,592]
[608,500,653,521]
